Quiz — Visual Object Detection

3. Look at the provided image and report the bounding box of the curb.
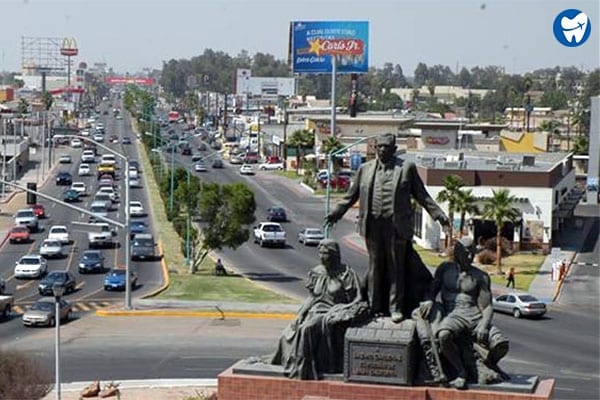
[48,378,218,394]
[141,240,170,299]
[95,308,296,319]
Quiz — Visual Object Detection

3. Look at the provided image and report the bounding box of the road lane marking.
[65,239,77,272]
[78,303,91,311]
[15,280,36,291]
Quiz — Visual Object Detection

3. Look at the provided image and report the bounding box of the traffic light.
[26,182,37,204]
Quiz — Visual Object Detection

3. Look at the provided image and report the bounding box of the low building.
[400,150,577,252]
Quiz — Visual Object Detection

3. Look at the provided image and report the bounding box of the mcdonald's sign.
[60,38,78,56]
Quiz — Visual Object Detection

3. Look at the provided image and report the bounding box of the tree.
[192,182,256,273]
[481,189,520,274]
[455,189,477,238]
[414,63,429,87]
[17,98,29,116]
[539,90,568,110]
[436,175,465,247]
[572,135,588,155]
[41,91,53,111]
[321,135,344,171]
[286,129,314,173]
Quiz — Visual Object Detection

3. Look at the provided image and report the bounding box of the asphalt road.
[0,100,164,338]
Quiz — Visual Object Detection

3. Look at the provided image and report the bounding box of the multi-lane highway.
[0,100,164,337]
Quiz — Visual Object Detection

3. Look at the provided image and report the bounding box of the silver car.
[298,228,325,246]
[22,298,71,327]
[39,239,63,258]
[492,293,547,318]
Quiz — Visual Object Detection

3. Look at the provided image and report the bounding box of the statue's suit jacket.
[331,157,446,240]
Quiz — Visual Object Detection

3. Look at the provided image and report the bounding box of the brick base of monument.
[218,366,555,400]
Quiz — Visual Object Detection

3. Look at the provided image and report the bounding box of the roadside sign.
[290,21,369,74]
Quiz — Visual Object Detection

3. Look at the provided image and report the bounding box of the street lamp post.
[52,282,65,400]
[169,144,176,213]
[324,136,370,238]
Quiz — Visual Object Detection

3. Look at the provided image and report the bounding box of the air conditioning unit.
[522,155,535,166]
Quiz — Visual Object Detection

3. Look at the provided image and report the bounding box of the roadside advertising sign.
[290,21,369,74]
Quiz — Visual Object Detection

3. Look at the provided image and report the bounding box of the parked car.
[32,203,46,219]
[47,225,70,244]
[240,164,254,175]
[492,293,547,319]
[104,268,138,291]
[14,208,39,232]
[229,154,244,165]
[58,154,72,164]
[9,225,31,244]
[129,177,141,188]
[298,228,325,246]
[56,172,73,186]
[38,271,77,296]
[22,298,71,327]
[14,255,48,279]
[258,160,284,171]
[129,201,145,217]
[39,239,63,258]
[267,206,287,222]
[78,163,91,176]
[78,250,105,274]
[319,174,350,191]
[63,189,80,202]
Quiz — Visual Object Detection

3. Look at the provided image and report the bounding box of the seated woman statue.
[271,239,368,379]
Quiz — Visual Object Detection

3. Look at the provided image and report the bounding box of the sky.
[0,0,598,76]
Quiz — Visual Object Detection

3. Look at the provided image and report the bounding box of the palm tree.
[481,189,520,274]
[321,136,344,171]
[436,175,464,247]
[455,188,477,238]
[286,129,314,173]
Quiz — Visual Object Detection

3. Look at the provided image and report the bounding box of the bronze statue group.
[269,134,510,390]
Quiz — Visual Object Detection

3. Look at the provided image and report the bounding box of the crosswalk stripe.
[13,305,24,314]
[77,303,91,311]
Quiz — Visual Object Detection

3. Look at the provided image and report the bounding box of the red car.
[9,225,31,244]
[319,175,350,191]
[32,204,46,219]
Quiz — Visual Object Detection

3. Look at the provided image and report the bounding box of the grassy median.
[137,134,300,303]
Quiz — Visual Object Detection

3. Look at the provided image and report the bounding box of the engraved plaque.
[344,318,416,385]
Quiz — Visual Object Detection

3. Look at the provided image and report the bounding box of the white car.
[40,239,63,258]
[59,154,72,164]
[93,133,104,142]
[240,164,255,175]
[101,154,117,166]
[81,150,95,163]
[48,225,70,244]
[14,255,48,279]
[80,129,90,137]
[194,163,207,172]
[97,186,119,202]
[129,201,144,217]
[78,163,91,176]
[70,138,82,148]
[129,177,141,188]
[258,161,284,171]
[70,182,87,196]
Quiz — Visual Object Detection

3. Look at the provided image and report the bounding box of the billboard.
[105,77,155,85]
[290,21,369,74]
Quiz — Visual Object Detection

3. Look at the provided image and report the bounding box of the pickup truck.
[88,223,117,248]
[258,160,284,171]
[253,222,286,248]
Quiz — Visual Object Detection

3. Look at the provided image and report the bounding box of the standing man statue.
[325,133,449,323]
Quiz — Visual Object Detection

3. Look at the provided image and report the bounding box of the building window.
[414,205,423,238]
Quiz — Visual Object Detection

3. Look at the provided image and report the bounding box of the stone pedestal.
[218,364,555,400]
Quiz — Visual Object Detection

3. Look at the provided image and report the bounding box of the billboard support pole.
[327,56,337,172]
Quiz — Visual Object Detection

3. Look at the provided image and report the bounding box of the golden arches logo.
[60,37,78,56]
